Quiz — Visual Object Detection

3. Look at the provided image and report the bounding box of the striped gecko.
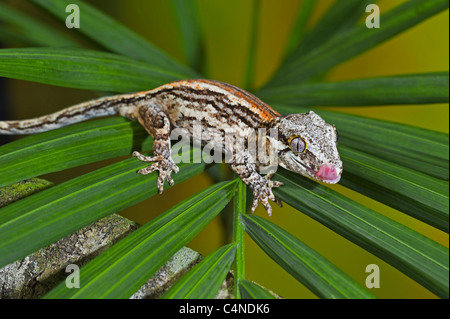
[0,79,342,215]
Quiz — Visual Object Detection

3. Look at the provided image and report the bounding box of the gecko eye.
[289,136,307,154]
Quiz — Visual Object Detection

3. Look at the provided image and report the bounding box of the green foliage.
[31,0,198,76]
[0,2,78,47]
[0,118,153,188]
[262,0,450,88]
[242,214,375,298]
[44,181,236,299]
[258,72,450,106]
[275,169,448,298]
[0,148,206,268]
[0,47,186,92]
[239,279,278,299]
[162,243,237,299]
[0,0,448,299]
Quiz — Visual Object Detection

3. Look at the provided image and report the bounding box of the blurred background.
[1,0,448,298]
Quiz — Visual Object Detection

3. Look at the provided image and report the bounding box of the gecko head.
[270,111,342,184]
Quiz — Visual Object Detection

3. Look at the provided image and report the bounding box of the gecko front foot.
[133,151,180,194]
[250,178,284,216]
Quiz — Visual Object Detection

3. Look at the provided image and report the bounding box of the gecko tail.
[0,94,134,135]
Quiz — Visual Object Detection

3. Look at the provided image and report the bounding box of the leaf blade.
[340,145,449,232]
[171,0,204,72]
[0,150,207,269]
[0,117,152,188]
[239,279,277,299]
[242,214,375,299]
[284,0,316,57]
[274,169,449,298]
[265,0,449,88]
[285,0,373,63]
[43,181,236,299]
[243,0,261,91]
[0,47,186,93]
[0,2,79,47]
[162,243,237,299]
[31,0,198,77]
[259,72,450,106]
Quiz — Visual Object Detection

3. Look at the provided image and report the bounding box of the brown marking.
[203,80,281,120]
[162,79,281,123]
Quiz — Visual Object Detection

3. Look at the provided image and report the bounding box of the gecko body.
[0,79,342,215]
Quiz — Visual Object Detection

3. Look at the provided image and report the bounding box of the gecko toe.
[270,180,284,188]
[251,198,259,213]
[167,176,175,186]
[157,177,165,194]
[138,166,157,175]
[262,199,273,216]
[274,196,283,207]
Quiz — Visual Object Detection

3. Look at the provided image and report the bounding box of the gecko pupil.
[290,137,306,154]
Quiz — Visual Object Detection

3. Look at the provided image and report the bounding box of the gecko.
[0,79,342,215]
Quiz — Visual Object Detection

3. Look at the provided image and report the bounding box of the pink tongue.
[316,164,338,182]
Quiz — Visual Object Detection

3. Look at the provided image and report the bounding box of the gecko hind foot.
[133,151,180,194]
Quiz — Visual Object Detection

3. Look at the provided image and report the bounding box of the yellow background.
[4,0,449,298]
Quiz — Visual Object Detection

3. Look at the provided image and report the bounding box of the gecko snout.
[316,164,340,184]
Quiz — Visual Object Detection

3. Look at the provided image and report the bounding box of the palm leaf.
[285,0,374,63]
[239,279,277,299]
[31,0,198,77]
[284,0,316,57]
[44,181,236,298]
[162,243,236,299]
[340,145,449,232]
[243,0,261,91]
[274,169,449,298]
[0,2,79,47]
[0,47,186,93]
[264,0,449,88]
[258,72,449,106]
[242,214,375,299]
[171,0,204,72]
[0,150,206,269]
[0,117,152,188]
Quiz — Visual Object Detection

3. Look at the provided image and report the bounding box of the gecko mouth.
[289,153,340,184]
[289,153,316,176]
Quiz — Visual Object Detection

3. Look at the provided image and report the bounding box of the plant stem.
[232,179,246,299]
